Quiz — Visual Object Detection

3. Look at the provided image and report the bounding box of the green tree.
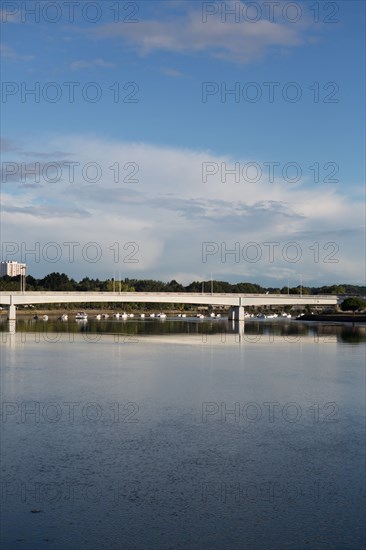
[40,272,76,291]
[340,297,366,312]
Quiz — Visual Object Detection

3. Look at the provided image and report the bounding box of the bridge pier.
[228,306,245,321]
[7,305,16,321]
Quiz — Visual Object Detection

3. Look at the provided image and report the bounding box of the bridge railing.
[0,291,341,298]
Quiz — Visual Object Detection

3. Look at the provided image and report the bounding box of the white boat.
[113,313,120,319]
[121,312,128,319]
[95,314,101,320]
[150,313,155,318]
[140,313,145,318]
[128,313,134,318]
[157,313,167,318]
[101,313,109,319]
[216,314,221,318]
[210,312,216,318]
[60,314,68,321]
[197,314,205,319]
[75,312,88,320]
[42,315,48,321]
[181,314,186,318]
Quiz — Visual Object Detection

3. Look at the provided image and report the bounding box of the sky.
[1,0,365,287]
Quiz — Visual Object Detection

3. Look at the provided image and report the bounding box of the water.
[1,319,365,549]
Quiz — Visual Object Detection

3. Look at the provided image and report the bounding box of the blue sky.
[1,0,365,286]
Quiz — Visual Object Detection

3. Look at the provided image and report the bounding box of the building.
[0,261,27,277]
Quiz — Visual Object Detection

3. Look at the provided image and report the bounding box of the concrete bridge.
[0,291,342,321]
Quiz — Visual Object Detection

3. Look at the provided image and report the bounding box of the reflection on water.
[1,317,366,344]
[1,318,365,549]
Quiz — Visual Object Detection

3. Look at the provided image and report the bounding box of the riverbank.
[296,314,366,323]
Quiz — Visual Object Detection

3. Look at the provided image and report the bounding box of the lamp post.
[20,265,26,293]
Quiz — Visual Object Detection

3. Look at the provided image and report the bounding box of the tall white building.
[0,261,27,277]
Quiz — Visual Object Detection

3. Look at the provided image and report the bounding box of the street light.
[20,265,26,293]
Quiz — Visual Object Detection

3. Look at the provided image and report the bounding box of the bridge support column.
[7,305,16,321]
[229,306,245,321]
[234,306,245,321]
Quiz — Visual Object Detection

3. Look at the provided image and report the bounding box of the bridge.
[0,291,342,321]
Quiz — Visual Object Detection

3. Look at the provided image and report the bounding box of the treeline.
[0,272,364,296]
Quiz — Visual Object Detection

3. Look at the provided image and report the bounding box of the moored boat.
[75,312,88,320]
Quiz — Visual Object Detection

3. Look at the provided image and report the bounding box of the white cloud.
[89,2,309,64]
[0,43,34,62]
[1,135,364,284]
[160,67,185,78]
[70,58,116,71]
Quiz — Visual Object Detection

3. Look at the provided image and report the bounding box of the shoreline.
[295,314,366,323]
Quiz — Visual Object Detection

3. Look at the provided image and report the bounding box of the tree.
[340,297,366,312]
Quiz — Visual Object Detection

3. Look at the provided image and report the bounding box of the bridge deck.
[0,291,341,307]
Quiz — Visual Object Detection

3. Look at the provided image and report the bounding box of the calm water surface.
[1,320,365,549]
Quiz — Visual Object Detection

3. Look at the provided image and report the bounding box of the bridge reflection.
[1,317,365,345]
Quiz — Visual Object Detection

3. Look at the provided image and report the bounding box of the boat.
[181,313,186,318]
[210,312,216,318]
[216,314,221,318]
[75,312,88,320]
[113,313,120,319]
[95,314,101,320]
[59,314,68,321]
[149,313,155,318]
[128,313,134,318]
[157,313,167,318]
[196,314,205,319]
[121,312,128,319]
[42,315,48,321]
[140,313,145,318]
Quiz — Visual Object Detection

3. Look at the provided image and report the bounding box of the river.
[1,318,365,549]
